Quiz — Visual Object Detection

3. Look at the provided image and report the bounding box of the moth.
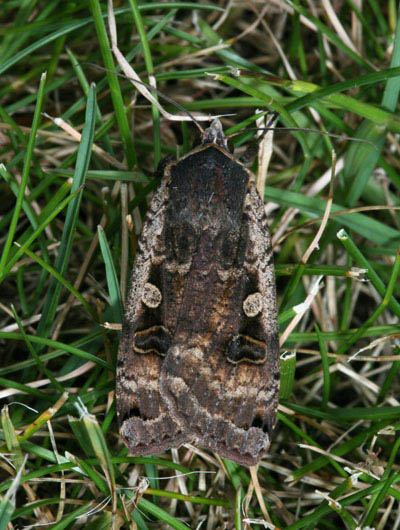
[116,119,279,466]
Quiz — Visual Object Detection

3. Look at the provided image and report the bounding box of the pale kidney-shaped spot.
[243,292,263,317]
[142,282,162,308]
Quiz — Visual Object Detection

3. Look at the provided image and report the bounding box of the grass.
[1,1,400,528]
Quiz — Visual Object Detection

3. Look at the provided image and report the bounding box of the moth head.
[202,119,230,151]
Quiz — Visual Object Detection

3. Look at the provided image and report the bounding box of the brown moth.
[116,120,279,466]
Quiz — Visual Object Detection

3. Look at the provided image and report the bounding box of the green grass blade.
[98,225,124,325]
[0,72,46,275]
[35,84,96,339]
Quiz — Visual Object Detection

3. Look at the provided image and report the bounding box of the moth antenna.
[227,125,376,148]
[84,62,206,134]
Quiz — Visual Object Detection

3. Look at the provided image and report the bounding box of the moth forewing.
[117,121,279,466]
[116,178,193,455]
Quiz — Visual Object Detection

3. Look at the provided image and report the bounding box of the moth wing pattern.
[116,178,192,455]
[159,146,280,466]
